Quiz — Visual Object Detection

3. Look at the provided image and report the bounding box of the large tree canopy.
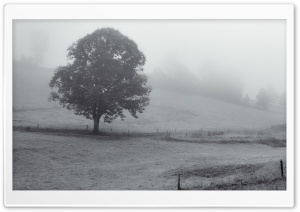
[49,28,151,133]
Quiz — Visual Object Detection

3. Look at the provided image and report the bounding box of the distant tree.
[279,90,286,108]
[30,28,49,65]
[15,55,37,69]
[149,67,169,90]
[150,55,200,94]
[243,94,250,106]
[160,53,181,76]
[266,84,279,104]
[49,28,151,134]
[199,62,244,104]
[199,60,219,82]
[256,88,269,109]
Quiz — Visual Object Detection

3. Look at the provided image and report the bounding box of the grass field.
[13,64,286,190]
[13,88,286,133]
[13,129,286,190]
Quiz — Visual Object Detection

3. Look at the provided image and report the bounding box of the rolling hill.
[13,62,286,133]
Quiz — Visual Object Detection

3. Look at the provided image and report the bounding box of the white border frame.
[4,4,294,207]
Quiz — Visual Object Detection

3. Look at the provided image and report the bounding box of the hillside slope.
[13,64,286,133]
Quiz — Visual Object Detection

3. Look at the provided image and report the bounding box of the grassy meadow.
[13,64,286,190]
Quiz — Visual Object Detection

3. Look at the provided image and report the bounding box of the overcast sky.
[13,20,286,98]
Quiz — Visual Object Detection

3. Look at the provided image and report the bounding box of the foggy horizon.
[13,19,286,99]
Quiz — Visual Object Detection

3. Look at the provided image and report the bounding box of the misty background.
[13,20,286,102]
[12,19,288,192]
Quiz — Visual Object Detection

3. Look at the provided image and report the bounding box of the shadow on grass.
[162,136,286,148]
[12,125,164,139]
[165,161,287,190]
[185,176,286,190]
[13,125,286,148]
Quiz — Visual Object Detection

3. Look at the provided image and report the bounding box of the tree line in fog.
[149,60,286,110]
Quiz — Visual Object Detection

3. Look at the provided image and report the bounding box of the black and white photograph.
[3,3,295,208]
[12,19,287,191]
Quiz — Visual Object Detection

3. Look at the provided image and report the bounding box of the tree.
[150,56,200,94]
[279,90,286,108]
[243,94,250,106]
[30,28,49,65]
[256,88,269,110]
[266,84,279,104]
[199,62,244,104]
[49,28,151,134]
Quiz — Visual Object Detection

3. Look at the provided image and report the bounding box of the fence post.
[280,160,284,178]
[178,174,181,190]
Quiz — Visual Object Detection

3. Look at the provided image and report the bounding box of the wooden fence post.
[280,160,284,178]
[178,174,181,190]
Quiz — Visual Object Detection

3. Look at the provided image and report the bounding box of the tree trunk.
[93,116,101,134]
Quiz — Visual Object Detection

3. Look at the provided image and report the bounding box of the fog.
[13,20,286,99]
